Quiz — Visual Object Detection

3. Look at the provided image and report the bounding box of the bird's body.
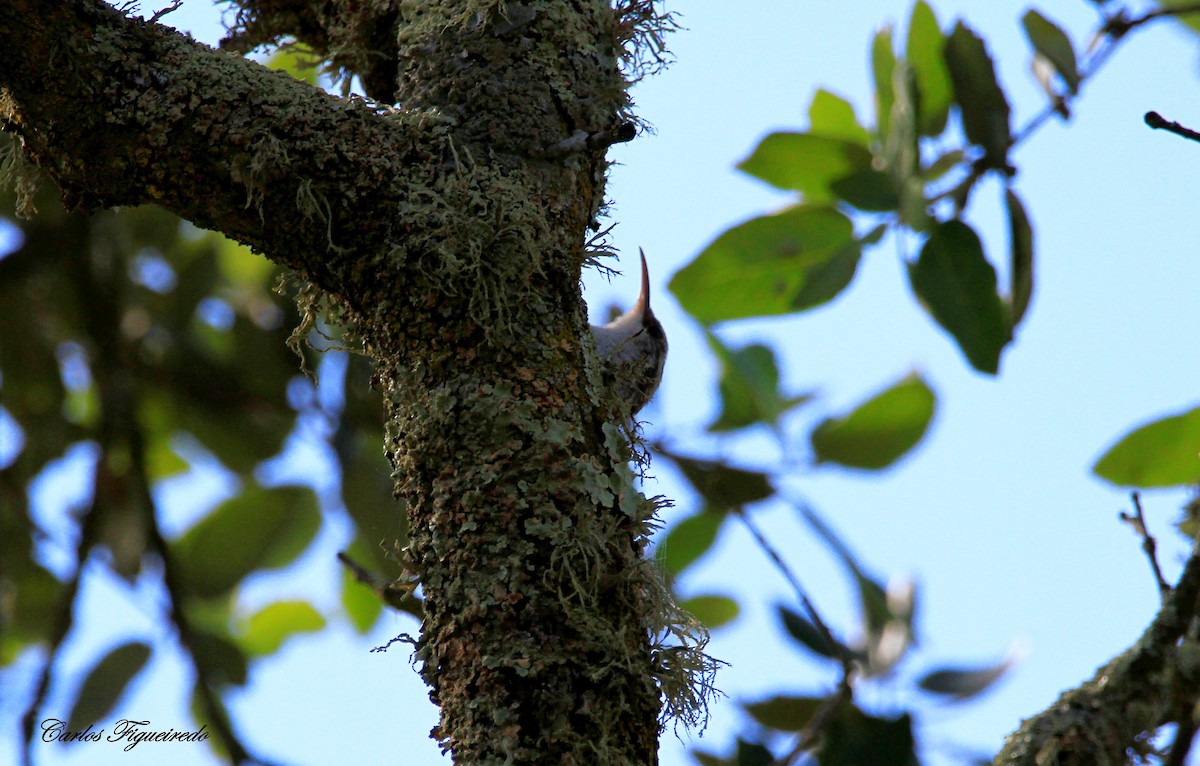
[589,250,667,416]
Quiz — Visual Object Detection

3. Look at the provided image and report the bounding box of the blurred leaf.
[682,595,739,629]
[1021,10,1080,94]
[1,562,65,665]
[919,657,1012,701]
[738,133,872,204]
[172,484,321,598]
[238,600,326,656]
[1006,188,1035,327]
[661,450,774,508]
[691,753,728,766]
[908,220,1009,374]
[810,374,936,470]
[658,510,726,576]
[340,429,408,573]
[1093,406,1200,487]
[944,22,1012,170]
[744,695,825,732]
[819,706,918,766]
[808,89,870,146]
[189,628,248,688]
[671,205,860,322]
[906,1,952,135]
[736,740,774,766]
[340,538,387,633]
[923,149,966,181]
[707,334,811,432]
[142,430,189,481]
[67,641,152,730]
[830,168,899,212]
[267,45,321,86]
[778,605,842,660]
[872,26,896,143]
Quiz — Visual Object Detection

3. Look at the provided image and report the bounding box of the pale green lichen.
[0,136,42,219]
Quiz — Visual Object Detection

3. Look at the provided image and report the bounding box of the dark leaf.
[744,695,826,732]
[831,168,899,212]
[1021,10,1080,94]
[661,450,774,508]
[778,605,842,660]
[810,374,936,470]
[67,642,152,730]
[944,22,1012,170]
[1005,188,1035,327]
[908,220,1009,374]
[819,706,918,766]
[919,656,1013,701]
[189,628,249,688]
[1093,406,1200,487]
[736,739,774,766]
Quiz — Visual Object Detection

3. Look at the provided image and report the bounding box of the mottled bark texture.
[1,1,690,763]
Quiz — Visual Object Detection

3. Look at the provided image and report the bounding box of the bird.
[589,249,667,417]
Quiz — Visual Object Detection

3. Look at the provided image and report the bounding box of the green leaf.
[808,89,870,146]
[820,707,917,766]
[830,168,899,212]
[744,695,825,732]
[671,205,861,322]
[737,133,872,202]
[661,450,775,508]
[238,601,326,656]
[189,628,248,688]
[1093,406,1200,487]
[67,642,152,730]
[908,220,1010,374]
[707,333,812,432]
[810,374,936,470]
[944,22,1012,170]
[1005,188,1034,327]
[658,511,725,575]
[778,605,842,660]
[1021,10,1080,94]
[872,25,896,143]
[172,484,321,598]
[906,1,952,135]
[736,740,774,766]
[918,657,1012,701]
[682,595,739,629]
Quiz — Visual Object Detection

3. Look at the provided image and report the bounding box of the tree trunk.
[0,1,691,762]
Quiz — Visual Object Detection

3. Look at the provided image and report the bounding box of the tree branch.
[994,537,1200,765]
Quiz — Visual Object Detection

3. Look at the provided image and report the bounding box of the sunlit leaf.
[671,206,860,322]
[67,642,152,730]
[172,484,321,598]
[908,220,1009,374]
[906,1,952,135]
[1093,406,1200,487]
[658,510,726,576]
[738,133,872,202]
[808,89,870,146]
[872,26,896,143]
[810,374,936,470]
[744,695,825,732]
[238,600,326,656]
[944,22,1012,170]
[1006,188,1034,327]
[1021,10,1080,94]
[682,595,739,629]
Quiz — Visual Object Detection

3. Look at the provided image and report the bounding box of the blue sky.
[6,2,1200,765]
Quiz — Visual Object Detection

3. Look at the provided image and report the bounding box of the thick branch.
[0,0,436,293]
[995,544,1200,765]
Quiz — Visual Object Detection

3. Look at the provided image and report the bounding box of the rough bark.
[1,1,683,763]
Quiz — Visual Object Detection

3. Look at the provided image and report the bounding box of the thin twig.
[148,0,182,24]
[1144,111,1200,145]
[1120,491,1170,599]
